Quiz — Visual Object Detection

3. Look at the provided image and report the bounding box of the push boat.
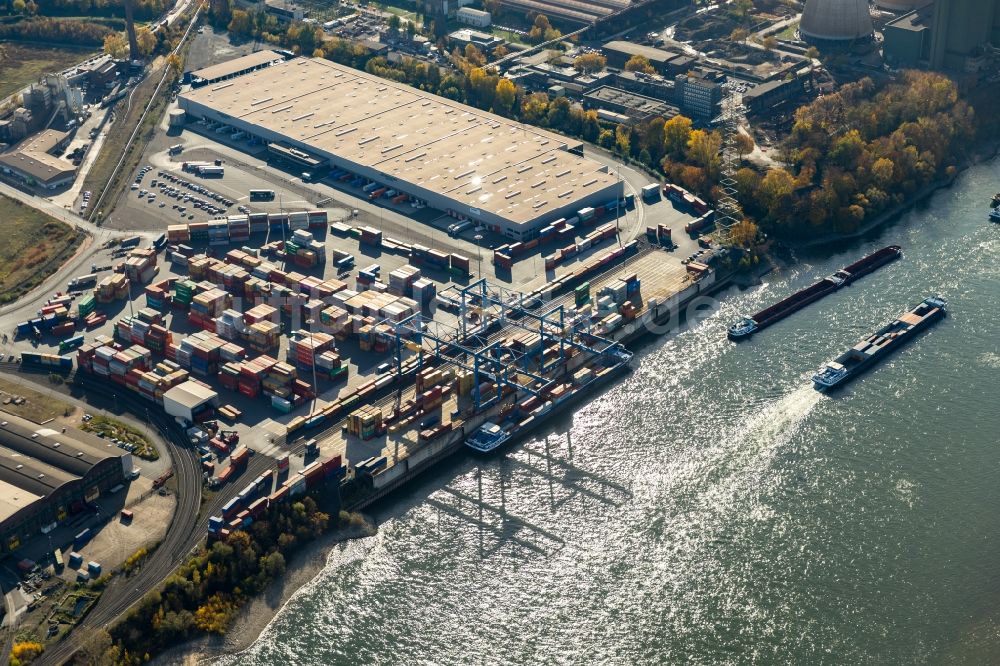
[728,245,902,341]
[811,295,947,392]
[465,346,634,453]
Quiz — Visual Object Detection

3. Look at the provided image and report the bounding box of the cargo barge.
[465,346,634,454]
[728,245,902,340]
[812,295,946,392]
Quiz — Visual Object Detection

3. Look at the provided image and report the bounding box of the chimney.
[124,0,140,60]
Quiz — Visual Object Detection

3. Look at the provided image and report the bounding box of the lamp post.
[474,233,483,278]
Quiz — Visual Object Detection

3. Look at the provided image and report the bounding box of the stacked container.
[347,406,383,440]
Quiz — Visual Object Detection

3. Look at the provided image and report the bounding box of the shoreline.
[149,144,998,666]
[157,519,376,666]
[788,142,1000,250]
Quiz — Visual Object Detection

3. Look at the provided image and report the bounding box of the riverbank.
[155,517,376,666]
[790,140,1000,250]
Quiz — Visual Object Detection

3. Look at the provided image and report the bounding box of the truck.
[168,144,183,155]
[68,274,97,290]
[195,165,224,177]
[120,236,141,249]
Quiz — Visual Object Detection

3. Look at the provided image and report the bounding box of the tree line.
[4,0,170,21]
[0,15,112,45]
[737,71,975,238]
[94,495,343,664]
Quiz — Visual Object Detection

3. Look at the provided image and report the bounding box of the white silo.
[800,0,874,41]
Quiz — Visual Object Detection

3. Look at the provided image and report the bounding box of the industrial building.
[0,129,76,190]
[741,76,811,116]
[0,411,132,554]
[602,41,694,77]
[162,381,219,423]
[928,0,1000,70]
[673,70,724,121]
[799,0,874,42]
[882,0,1000,70]
[583,86,677,122]
[188,50,286,88]
[178,57,622,240]
[456,6,491,27]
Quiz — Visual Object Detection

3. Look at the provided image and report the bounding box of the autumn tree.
[103,32,128,59]
[729,27,748,44]
[464,43,485,67]
[623,54,656,75]
[728,219,759,248]
[762,35,777,52]
[686,129,722,177]
[663,115,693,158]
[573,52,606,74]
[734,132,754,161]
[136,26,156,57]
[494,78,516,115]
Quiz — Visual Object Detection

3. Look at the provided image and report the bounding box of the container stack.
[320,305,350,336]
[316,350,345,381]
[228,215,250,244]
[360,226,382,246]
[411,278,436,309]
[144,281,169,311]
[449,254,470,277]
[288,211,308,231]
[106,345,152,382]
[287,331,335,370]
[262,362,297,404]
[188,222,209,244]
[95,274,129,303]
[249,213,268,235]
[77,293,96,320]
[172,280,196,310]
[388,265,420,297]
[574,282,590,307]
[124,249,157,283]
[214,309,244,341]
[243,320,280,352]
[347,406,382,440]
[307,210,328,229]
[167,224,191,243]
[189,288,231,331]
[236,355,276,398]
[599,279,629,306]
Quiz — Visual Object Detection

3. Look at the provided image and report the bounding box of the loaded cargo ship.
[812,295,946,392]
[466,346,634,453]
[728,245,902,340]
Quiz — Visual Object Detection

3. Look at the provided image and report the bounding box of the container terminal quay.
[0,48,730,628]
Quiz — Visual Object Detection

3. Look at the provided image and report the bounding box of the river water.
[212,157,1000,666]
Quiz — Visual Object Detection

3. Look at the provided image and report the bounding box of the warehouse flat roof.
[603,41,676,64]
[0,410,126,506]
[163,380,218,408]
[0,479,42,524]
[0,130,75,185]
[190,50,285,83]
[180,58,618,226]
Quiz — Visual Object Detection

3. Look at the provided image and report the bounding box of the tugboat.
[990,208,1000,222]
[812,295,947,392]
[991,193,1000,208]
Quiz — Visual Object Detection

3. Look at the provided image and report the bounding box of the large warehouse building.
[0,411,132,553]
[177,57,622,241]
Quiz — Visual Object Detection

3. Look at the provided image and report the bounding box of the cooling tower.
[800,0,874,41]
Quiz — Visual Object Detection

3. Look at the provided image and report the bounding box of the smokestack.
[123,0,140,60]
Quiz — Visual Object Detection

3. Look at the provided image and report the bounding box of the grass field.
[0,42,94,102]
[81,414,159,460]
[0,376,74,423]
[0,194,84,304]
[776,21,799,41]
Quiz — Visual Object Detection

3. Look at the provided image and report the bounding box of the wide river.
[213,157,1000,665]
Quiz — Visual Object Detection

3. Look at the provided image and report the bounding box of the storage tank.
[168,108,186,127]
[800,0,874,41]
